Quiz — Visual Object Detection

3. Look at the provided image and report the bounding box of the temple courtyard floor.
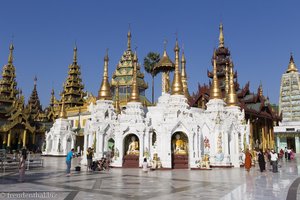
[0,156,300,200]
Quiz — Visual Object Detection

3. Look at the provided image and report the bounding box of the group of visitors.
[91,157,110,171]
[243,147,296,173]
[281,147,295,160]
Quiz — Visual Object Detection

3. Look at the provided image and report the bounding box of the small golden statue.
[174,134,187,155]
[151,153,162,169]
[127,136,139,155]
[201,154,210,169]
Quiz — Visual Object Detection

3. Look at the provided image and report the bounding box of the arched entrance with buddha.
[171,132,189,169]
[122,134,139,168]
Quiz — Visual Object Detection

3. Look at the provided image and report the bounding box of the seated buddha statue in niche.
[174,134,187,155]
[127,136,139,155]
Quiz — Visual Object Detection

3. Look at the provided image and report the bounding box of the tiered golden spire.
[73,45,77,64]
[286,53,298,73]
[98,49,112,100]
[219,23,224,48]
[127,28,131,50]
[59,95,67,119]
[171,38,184,95]
[226,62,238,106]
[129,52,140,102]
[8,43,14,64]
[181,49,190,98]
[115,81,121,114]
[210,51,221,99]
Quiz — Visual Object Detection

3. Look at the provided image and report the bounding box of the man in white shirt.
[270,150,278,173]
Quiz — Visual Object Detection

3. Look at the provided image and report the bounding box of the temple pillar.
[139,134,144,167]
[276,135,280,152]
[270,126,275,149]
[264,124,268,149]
[23,129,27,148]
[7,130,11,147]
[249,122,253,150]
[261,126,265,151]
[32,132,36,145]
[295,136,300,153]
[98,133,104,158]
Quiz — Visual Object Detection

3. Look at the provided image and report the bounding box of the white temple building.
[83,38,249,169]
[43,100,77,156]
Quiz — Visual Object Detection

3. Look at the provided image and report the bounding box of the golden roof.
[111,31,148,90]
[286,54,298,73]
[154,46,174,71]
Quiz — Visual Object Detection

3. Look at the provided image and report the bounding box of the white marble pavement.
[0,155,300,200]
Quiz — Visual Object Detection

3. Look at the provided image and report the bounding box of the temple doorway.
[171,132,189,169]
[123,134,139,168]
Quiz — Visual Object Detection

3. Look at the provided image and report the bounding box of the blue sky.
[0,0,299,107]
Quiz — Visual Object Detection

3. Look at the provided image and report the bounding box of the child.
[142,158,148,173]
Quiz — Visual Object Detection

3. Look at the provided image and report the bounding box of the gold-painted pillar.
[23,129,27,148]
[7,131,11,147]
[261,126,265,151]
[269,126,274,149]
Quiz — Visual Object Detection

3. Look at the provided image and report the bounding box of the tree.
[143,52,160,104]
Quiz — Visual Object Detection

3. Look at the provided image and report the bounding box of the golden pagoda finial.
[115,81,121,114]
[219,23,224,48]
[171,38,184,95]
[181,48,190,98]
[8,43,14,64]
[286,53,298,73]
[59,95,67,119]
[210,50,221,99]
[73,44,77,64]
[227,62,238,106]
[127,25,132,50]
[225,62,229,98]
[129,51,140,102]
[98,49,112,100]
